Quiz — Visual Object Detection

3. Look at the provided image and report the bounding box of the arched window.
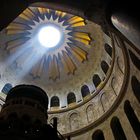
[129,50,140,70]
[131,76,140,103]
[124,100,140,139]
[1,83,12,94]
[67,92,76,104]
[111,117,127,140]
[81,85,90,98]
[92,74,101,87]
[104,43,112,57]
[50,96,60,107]
[101,61,109,74]
[92,130,105,140]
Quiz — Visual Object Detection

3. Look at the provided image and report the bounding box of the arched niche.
[86,104,93,123]
[100,92,110,112]
[92,130,105,140]
[69,112,79,131]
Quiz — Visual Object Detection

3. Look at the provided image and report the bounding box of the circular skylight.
[38,26,61,48]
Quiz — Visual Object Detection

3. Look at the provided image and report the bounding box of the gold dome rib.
[71,22,85,27]
[48,55,60,80]
[6,38,28,51]
[6,22,30,35]
[6,22,28,30]
[68,16,85,27]
[6,29,26,35]
[19,8,35,21]
[55,10,66,18]
[38,7,50,15]
[61,51,76,74]
[73,32,91,41]
[31,58,45,78]
[68,16,84,24]
[70,46,88,62]
[37,58,45,77]
[74,38,90,45]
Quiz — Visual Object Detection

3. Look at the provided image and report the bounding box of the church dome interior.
[0,0,140,140]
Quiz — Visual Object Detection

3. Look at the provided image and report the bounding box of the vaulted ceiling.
[0,3,107,111]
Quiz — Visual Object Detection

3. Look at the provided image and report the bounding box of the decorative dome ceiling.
[4,6,92,81]
[0,4,110,112]
[0,2,129,137]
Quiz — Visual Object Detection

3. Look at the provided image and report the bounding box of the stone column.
[103,121,115,140]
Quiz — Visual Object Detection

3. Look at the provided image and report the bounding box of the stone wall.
[63,32,140,139]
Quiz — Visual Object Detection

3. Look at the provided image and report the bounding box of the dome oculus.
[38,26,61,48]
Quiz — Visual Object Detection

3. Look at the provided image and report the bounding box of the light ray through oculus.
[4,6,92,81]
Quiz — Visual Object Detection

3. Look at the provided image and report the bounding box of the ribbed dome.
[0,2,127,136]
[0,1,140,140]
[0,5,108,111]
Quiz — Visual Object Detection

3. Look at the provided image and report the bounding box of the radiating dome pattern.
[5,7,91,81]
